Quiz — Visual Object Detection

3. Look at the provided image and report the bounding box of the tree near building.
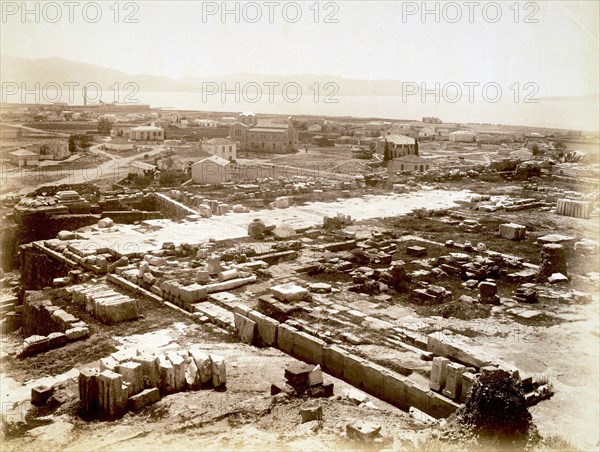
[98,118,112,135]
[383,141,391,161]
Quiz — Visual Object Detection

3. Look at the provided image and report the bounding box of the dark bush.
[457,369,533,446]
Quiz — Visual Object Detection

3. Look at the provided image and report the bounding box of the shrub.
[455,369,533,447]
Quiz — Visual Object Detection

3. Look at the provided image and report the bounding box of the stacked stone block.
[78,348,227,420]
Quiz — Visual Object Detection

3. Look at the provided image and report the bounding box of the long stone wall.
[153,193,198,220]
[233,305,459,419]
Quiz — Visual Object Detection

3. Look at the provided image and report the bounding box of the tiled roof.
[248,127,287,133]
[380,134,415,145]
[194,155,230,166]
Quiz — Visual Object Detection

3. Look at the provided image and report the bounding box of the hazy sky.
[1,1,598,96]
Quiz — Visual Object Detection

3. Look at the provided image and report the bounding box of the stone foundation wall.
[153,193,198,220]
[20,243,77,289]
[233,305,459,419]
[21,291,89,356]
[100,210,163,223]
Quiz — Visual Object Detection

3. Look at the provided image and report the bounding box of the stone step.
[207,292,241,312]
[193,302,235,330]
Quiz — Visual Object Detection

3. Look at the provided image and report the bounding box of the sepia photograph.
[0,1,598,450]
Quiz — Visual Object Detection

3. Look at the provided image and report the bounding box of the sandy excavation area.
[2,183,599,451]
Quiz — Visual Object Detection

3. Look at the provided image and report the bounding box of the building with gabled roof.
[230,113,298,153]
[191,155,232,184]
[9,148,39,166]
[375,134,418,158]
[129,123,164,141]
[199,137,237,161]
[388,154,433,173]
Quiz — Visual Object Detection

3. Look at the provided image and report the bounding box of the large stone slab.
[427,333,493,369]
[97,297,138,324]
[442,363,466,399]
[234,312,256,344]
[210,355,227,388]
[292,330,326,365]
[166,351,186,392]
[183,355,201,389]
[429,356,449,392]
[133,354,160,389]
[498,223,526,240]
[247,310,279,346]
[189,349,213,386]
[98,370,127,420]
[270,283,310,302]
[117,361,144,397]
[129,387,160,411]
[158,355,176,395]
[276,323,297,354]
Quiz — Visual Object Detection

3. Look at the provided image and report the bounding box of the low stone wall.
[233,305,459,419]
[21,292,89,356]
[21,242,78,289]
[153,193,198,220]
[100,210,162,223]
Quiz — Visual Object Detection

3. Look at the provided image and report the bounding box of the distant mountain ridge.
[2,55,598,102]
[0,55,408,96]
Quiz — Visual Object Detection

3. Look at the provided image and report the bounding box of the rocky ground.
[1,178,598,451]
[1,320,435,451]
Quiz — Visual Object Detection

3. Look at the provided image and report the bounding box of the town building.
[25,140,70,160]
[422,117,442,124]
[375,134,418,158]
[195,119,220,128]
[418,127,436,139]
[230,112,298,153]
[388,154,432,173]
[191,155,232,184]
[103,142,136,152]
[9,149,39,166]
[129,123,165,141]
[392,122,415,132]
[199,137,237,162]
[364,121,385,131]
